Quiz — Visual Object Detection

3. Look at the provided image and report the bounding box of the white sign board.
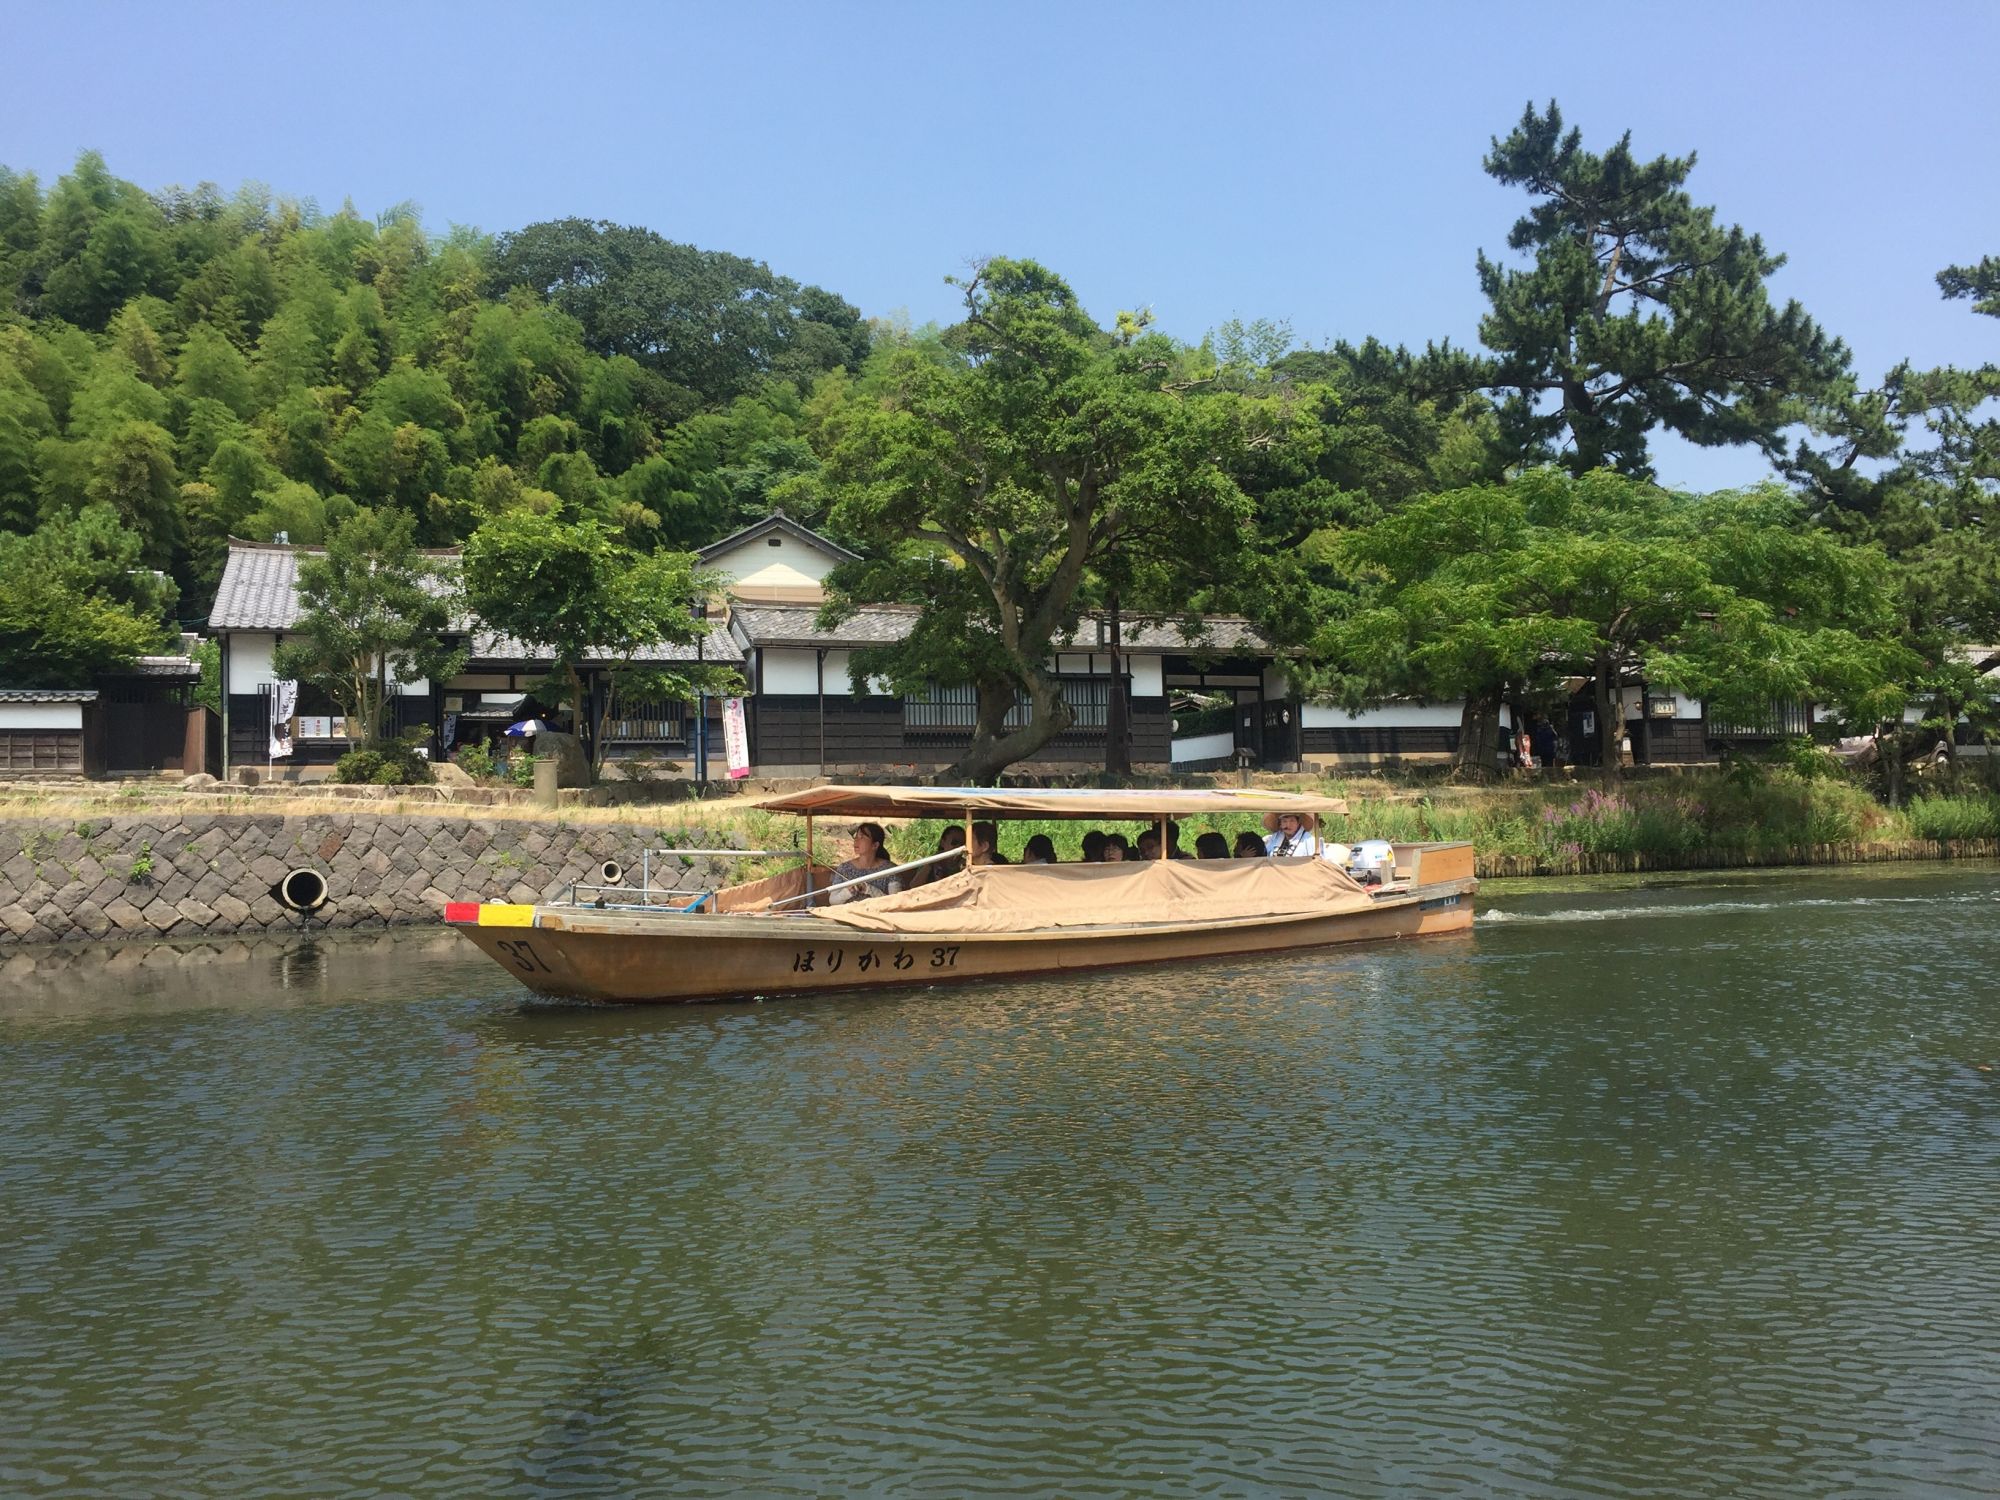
[722,697,751,780]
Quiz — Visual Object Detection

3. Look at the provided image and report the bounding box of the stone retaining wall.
[0,813,731,945]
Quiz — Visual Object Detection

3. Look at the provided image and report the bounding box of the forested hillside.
[0,152,865,611]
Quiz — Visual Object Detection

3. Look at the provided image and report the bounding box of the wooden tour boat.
[448,786,1477,1003]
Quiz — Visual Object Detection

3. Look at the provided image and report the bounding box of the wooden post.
[964,806,975,868]
[804,811,815,903]
[1157,814,1167,860]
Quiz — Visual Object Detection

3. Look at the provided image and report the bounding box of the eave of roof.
[0,688,100,703]
[751,785,1351,821]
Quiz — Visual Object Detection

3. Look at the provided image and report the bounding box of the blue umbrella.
[504,719,552,737]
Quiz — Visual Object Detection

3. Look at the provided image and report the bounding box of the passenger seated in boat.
[1166,821,1192,859]
[969,821,1010,865]
[909,825,966,886]
[1195,831,1231,859]
[1022,834,1057,865]
[1102,833,1132,862]
[830,822,902,903]
[1080,830,1108,862]
[1135,829,1162,861]
[1233,830,1268,859]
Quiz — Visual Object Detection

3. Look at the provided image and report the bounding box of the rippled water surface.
[3,863,1998,1497]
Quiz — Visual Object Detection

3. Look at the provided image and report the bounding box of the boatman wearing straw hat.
[1262,810,1350,865]
[1264,816,1344,864]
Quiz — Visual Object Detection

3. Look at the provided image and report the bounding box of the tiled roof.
[730,603,1269,655]
[730,604,920,648]
[209,541,310,629]
[696,512,859,565]
[207,541,737,661]
[1054,617,1269,653]
[470,625,742,666]
[0,689,99,703]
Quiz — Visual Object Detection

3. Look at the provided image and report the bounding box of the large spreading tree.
[816,258,1326,784]
[1321,469,1910,779]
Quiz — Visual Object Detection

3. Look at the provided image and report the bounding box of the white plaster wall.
[0,703,82,729]
[1128,655,1164,697]
[760,648,824,695]
[714,534,837,593]
[226,633,276,693]
[1171,730,1235,763]
[1302,701,1462,729]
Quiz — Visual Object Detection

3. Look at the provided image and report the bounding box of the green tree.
[0,505,175,686]
[271,508,462,743]
[460,509,733,774]
[490,218,867,406]
[1325,470,1908,779]
[1470,102,1849,477]
[819,257,1323,783]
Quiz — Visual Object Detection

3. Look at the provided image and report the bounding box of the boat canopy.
[814,858,1372,935]
[749,785,1351,821]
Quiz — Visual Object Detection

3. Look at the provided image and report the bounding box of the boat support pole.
[965,805,974,868]
[1157,814,1168,860]
[805,811,815,904]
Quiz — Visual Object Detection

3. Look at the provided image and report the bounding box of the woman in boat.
[829,822,902,903]
[1195,831,1231,860]
[1102,833,1132,862]
[1080,830,1108,863]
[1233,829,1269,859]
[909,825,966,886]
[969,821,1010,865]
[1022,834,1057,865]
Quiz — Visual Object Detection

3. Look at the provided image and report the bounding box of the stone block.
[189,872,228,906]
[157,873,195,906]
[213,893,253,927]
[458,827,491,858]
[70,900,110,938]
[175,898,219,927]
[399,869,433,898]
[144,901,182,933]
[358,848,393,877]
[507,881,539,905]
[249,853,291,885]
[0,904,37,938]
[419,886,451,911]
[86,876,128,910]
[101,897,147,932]
[1,854,37,891]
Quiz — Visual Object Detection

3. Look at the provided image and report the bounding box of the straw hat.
[1260,809,1319,833]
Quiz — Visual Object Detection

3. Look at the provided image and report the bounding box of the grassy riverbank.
[5,768,1998,880]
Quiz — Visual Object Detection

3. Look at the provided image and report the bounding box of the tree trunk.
[1882,721,1904,809]
[1104,591,1130,778]
[1594,660,1622,784]
[1451,691,1503,780]
[944,671,1074,785]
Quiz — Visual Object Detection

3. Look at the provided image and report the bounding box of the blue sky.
[6,0,1996,491]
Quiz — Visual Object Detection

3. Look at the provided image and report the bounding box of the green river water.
[2,862,1997,1497]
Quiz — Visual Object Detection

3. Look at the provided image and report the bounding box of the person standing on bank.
[830,823,902,903]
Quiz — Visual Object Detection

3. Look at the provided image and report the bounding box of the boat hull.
[454,876,1477,1004]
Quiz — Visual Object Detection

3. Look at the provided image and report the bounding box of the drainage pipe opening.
[272,867,330,913]
[597,860,624,887]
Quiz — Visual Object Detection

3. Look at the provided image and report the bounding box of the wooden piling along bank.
[1475,838,2000,879]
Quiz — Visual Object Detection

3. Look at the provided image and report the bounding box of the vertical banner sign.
[269,680,299,760]
[722,697,751,780]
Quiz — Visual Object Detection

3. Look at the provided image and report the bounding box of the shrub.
[509,753,540,788]
[454,741,496,781]
[1903,793,2000,841]
[333,734,434,786]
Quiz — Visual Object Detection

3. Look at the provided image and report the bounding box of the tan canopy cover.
[812,858,1373,935]
[752,784,1350,821]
